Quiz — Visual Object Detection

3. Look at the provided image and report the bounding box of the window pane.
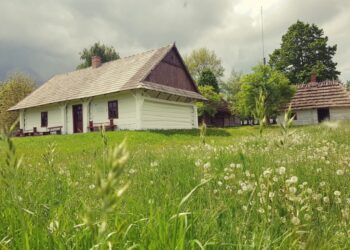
[108,100,118,119]
[41,112,48,127]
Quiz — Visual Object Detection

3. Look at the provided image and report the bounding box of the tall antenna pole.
[260,5,266,65]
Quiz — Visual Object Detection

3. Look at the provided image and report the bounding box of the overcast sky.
[1,0,349,84]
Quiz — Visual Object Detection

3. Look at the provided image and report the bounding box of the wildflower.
[334,191,341,196]
[320,181,326,187]
[89,184,95,190]
[290,176,298,183]
[150,161,158,167]
[277,167,286,175]
[203,162,211,169]
[316,207,323,212]
[195,160,201,167]
[213,189,218,194]
[268,192,275,199]
[263,168,272,177]
[48,220,59,233]
[323,196,330,203]
[336,169,344,176]
[289,187,297,194]
[129,169,136,174]
[224,175,229,181]
[242,205,248,211]
[291,216,300,225]
[257,208,265,214]
[217,181,223,186]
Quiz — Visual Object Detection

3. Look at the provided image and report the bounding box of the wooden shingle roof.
[9,44,205,111]
[288,81,350,110]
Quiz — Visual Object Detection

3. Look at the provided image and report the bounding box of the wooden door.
[73,104,83,133]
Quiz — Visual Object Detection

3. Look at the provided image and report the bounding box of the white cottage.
[9,44,205,135]
[278,77,350,125]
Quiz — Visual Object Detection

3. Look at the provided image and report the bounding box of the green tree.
[235,64,296,120]
[198,69,220,93]
[0,73,36,128]
[269,20,340,83]
[184,48,224,82]
[221,70,243,113]
[77,42,120,69]
[196,85,222,117]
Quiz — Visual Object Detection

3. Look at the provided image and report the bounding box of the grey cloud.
[0,0,349,84]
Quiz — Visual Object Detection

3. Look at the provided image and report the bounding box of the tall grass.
[1,123,350,249]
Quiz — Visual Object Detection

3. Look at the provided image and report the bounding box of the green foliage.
[235,64,296,119]
[184,48,224,82]
[269,20,340,83]
[221,70,243,113]
[0,73,36,129]
[77,42,120,69]
[278,105,295,147]
[196,85,222,117]
[199,122,207,145]
[253,90,267,136]
[198,69,220,92]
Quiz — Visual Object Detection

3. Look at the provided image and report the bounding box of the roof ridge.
[297,80,341,89]
[51,44,174,78]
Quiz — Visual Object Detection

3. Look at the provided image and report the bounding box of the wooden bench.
[47,126,63,135]
[88,119,117,132]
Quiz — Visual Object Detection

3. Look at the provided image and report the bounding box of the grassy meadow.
[1,122,350,249]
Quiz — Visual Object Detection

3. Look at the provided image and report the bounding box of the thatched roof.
[288,80,350,110]
[9,44,205,111]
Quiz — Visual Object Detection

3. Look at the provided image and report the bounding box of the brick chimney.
[310,73,317,82]
[91,55,102,68]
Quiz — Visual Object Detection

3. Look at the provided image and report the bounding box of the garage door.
[141,100,194,129]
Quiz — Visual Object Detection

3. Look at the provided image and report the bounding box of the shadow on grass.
[147,128,231,137]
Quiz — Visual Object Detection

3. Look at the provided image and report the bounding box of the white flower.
[224,175,229,180]
[195,160,201,167]
[289,187,297,194]
[291,216,300,225]
[336,169,344,176]
[290,176,298,183]
[89,184,95,190]
[150,161,158,167]
[129,169,136,174]
[217,181,223,186]
[277,167,286,175]
[319,181,326,187]
[257,208,265,214]
[242,205,248,211]
[48,220,59,233]
[334,190,341,196]
[268,192,275,199]
[323,196,330,203]
[203,162,211,169]
[263,168,272,177]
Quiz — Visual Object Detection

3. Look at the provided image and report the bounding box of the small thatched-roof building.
[278,76,350,125]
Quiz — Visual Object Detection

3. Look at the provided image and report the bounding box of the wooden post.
[89,120,94,132]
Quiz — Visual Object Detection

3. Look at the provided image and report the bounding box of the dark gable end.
[144,46,199,93]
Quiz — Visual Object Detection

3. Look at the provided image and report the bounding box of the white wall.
[140,96,196,129]
[90,92,137,130]
[330,107,350,121]
[21,90,198,133]
[277,107,350,125]
[23,105,62,132]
